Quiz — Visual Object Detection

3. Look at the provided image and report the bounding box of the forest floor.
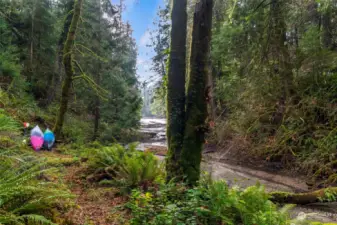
[38,146,337,224]
[40,151,128,225]
[63,166,126,224]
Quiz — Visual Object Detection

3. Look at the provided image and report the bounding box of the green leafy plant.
[125,178,293,225]
[0,153,73,225]
[85,144,164,191]
[0,109,20,133]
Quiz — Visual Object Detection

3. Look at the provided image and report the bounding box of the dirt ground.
[62,165,128,225]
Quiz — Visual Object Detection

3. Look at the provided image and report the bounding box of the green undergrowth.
[0,109,76,224]
[70,144,331,225]
[0,150,74,225]
[0,88,90,143]
[0,137,333,225]
[0,89,138,145]
[121,177,333,225]
[44,155,81,167]
[210,73,337,186]
[79,143,164,192]
[0,108,21,149]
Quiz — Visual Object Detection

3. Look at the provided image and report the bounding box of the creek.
[138,117,337,223]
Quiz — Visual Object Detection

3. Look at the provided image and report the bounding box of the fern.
[20,215,57,225]
[86,144,163,190]
[0,152,73,225]
[0,109,20,132]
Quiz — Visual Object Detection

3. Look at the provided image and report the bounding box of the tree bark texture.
[50,0,75,104]
[93,0,102,140]
[54,0,83,138]
[181,0,213,185]
[28,0,36,84]
[166,0,188,181]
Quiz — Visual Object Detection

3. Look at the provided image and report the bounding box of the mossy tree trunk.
[27,0,36,84]
[181,0,213,185]
[54,0,83,138]
[166,0,188,181]
[93,0,102,140]
[270,187,337,204]
[49,0,75,105]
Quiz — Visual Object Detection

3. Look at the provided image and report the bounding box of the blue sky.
[111,0,165,83]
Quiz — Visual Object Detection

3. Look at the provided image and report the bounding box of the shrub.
[62,115,92,144]
[125,179,293,225]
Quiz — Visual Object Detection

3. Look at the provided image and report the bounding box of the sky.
[111,0,165,84]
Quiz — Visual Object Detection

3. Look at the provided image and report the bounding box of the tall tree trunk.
[294,25,299,47]
[181,0,213,185]
[166,0,188,181]
[49,0,75,104]
[93,0,102,140]
[54,0,83,138]
[28,0,36,84]
[269,0,293,127]
[30,13,34,71]
[207,59,216,122]
[322,6,333,50]
[93,91,100,139]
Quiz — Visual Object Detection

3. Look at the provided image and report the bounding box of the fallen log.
[145,145,168,156]
[270,187,337,204]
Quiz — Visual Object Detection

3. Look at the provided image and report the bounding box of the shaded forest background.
[1,0,142,143]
